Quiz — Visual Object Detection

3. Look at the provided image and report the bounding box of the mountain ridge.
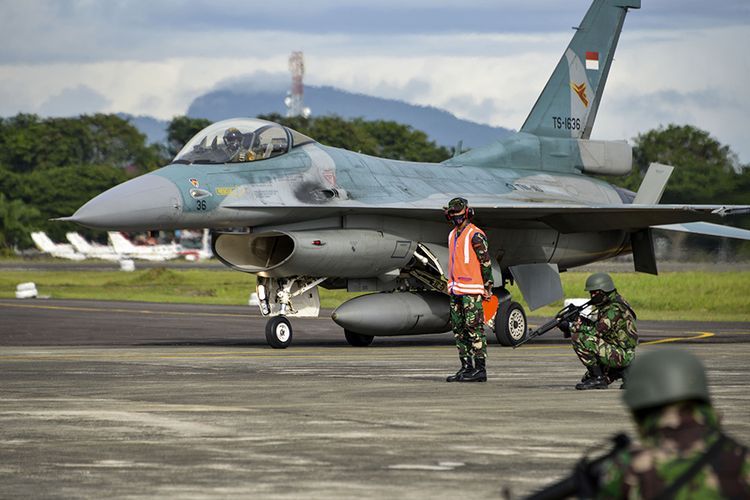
[187,85,512,149]
[120,85,514,149]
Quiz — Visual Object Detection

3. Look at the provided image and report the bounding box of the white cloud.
[38,85,111,117]
[0,3,748,161]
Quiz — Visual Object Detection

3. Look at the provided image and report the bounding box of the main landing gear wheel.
[495,301,528,347]
[265,316,293,349]
[344,330,374,347]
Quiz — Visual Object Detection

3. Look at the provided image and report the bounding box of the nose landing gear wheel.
[495,301,528,347]
[344,330,374,347]
[265,316,293,349]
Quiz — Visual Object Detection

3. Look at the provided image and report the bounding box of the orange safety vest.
[447,223,486,296]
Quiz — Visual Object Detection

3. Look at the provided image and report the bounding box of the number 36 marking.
[196,200,207,211]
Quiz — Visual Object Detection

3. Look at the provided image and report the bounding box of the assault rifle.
[524,433,631,499]
[513,299,593,348]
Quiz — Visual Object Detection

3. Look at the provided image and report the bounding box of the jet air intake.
[213,230,417,278]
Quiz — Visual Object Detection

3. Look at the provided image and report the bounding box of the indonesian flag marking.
[585,51,599,71]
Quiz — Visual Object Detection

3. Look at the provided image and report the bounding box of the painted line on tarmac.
[513,331,715,350]
[641,332,715,345]
[0,301,329,321]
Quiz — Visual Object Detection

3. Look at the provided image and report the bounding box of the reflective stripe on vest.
[447,224,486,296]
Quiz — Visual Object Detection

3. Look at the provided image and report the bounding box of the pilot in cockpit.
[223,127,253,162]
[223,124,289,163]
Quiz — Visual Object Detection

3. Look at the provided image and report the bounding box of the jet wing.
[225,201,748,235]
[654,221,750,241]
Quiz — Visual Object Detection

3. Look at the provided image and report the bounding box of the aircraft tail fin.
[30,231,54,252]
[108,231,136,253]
[66,232,92,253]
[520,0,640,139]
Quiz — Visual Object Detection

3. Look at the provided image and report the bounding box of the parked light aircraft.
[66,232,121,261]
[107,232,182,262]
[30,231,86,261]
[62,0,750,348]
[178,229,214,261]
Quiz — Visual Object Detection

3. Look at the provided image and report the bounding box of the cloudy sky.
[2,0,749,162]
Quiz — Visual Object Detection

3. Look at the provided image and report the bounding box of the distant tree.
[0,113,165,174]
[0,193,40,251]
[20,164,129,241]
[614,124,741,204]
[166,116,212,157]
[359,119,450,162]
[258,113,450,162]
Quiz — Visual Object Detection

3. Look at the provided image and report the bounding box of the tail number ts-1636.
[552,116,581,130]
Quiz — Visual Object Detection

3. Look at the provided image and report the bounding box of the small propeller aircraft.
[31,231,86,261]
[66,232,121,261]
[62,0,750,348]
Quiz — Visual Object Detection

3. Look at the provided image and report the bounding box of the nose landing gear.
[265,316,293,348]
[257,276,326,349]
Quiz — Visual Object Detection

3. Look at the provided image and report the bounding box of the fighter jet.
[62,0,749,348]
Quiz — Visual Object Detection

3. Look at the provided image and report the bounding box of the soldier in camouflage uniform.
[597,349,750,498]
[443,197,493,383]
[568,272,638,390]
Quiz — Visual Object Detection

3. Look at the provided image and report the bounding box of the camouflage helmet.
[623,349,711,411]
[584,272,615,293]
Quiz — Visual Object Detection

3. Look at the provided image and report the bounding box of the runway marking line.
[514,331,715,350]
[641,332,715,345]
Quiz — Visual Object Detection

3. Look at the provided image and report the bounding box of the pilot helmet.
[443,197,474,223]
[223,127,242,150]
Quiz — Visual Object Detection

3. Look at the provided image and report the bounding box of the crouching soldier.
[568,273,638,390]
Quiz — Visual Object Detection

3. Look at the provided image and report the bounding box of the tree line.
[0,113,747,256]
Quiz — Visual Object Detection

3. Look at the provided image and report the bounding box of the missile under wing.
[62,0,749,348]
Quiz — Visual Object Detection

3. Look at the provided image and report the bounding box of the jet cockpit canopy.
[173,118,314,165]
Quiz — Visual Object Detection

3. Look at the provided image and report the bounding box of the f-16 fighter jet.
[62,0,749,348]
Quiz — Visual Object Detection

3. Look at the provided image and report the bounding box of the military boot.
[446,357,473,382]
[459,357,487,382]
[575,364,608,390]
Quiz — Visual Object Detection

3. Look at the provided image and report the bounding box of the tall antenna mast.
[284,51,311,118]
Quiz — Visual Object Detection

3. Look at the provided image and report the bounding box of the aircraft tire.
[495,301,528,347]
[265,316,293,349]
[344,329,374,347]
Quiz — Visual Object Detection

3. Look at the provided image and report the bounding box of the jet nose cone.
[69,174,182,230]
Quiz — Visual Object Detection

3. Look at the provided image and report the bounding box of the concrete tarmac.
[1,299,749,499]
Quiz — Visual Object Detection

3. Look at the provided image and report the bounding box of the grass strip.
[1,269,748,322]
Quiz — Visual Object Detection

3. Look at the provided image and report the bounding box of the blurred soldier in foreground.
[599,349,750,498]
[526,349,750,499]
[567,273,638,390]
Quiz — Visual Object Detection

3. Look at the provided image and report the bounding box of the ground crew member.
[597,349,750,498]
[443,197,493,383]
[567,272,638,390]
